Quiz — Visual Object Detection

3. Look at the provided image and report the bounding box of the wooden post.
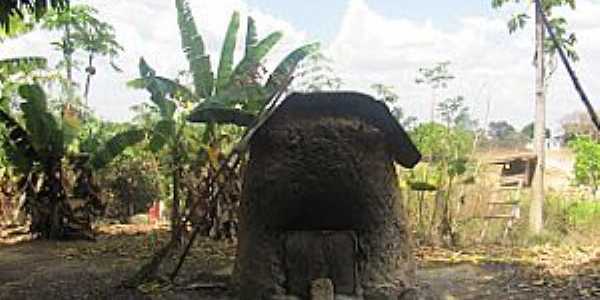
[530,1,546,234]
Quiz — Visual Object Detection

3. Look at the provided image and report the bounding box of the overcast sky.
[2,0,600,132]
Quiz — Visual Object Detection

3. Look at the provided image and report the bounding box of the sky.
[2,0,600,132]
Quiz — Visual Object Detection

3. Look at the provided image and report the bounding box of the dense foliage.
[0,5,140,239]
[569,136,600,197]
[0,0,69,32]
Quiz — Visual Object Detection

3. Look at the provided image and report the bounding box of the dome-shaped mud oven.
[235,92,422,300]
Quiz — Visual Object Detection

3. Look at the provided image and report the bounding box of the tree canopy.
[0,0,69,32]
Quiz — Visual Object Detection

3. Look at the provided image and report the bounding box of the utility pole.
[530,1,545,234]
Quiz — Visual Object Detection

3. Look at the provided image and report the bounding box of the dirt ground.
[1,224,599,300]
[0,224,237,300]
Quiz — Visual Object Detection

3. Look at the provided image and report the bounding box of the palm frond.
[128,76,196,103]
[0,108,37,173]
[0,57,47,77]
[216,12,240,95]
[18,84,62,157]
[245,17,257,55]
[228,31,282,88]
[251,32,283,64]
[265,42,320,95]
[175,0,213,99]
[149,119,176,153]
[136,58,176,119]
[90,128,146,170]
[187,102,255,127]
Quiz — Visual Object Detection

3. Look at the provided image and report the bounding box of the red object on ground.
[148,202,160,224]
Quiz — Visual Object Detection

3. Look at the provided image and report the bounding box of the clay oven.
[235,92,421,299]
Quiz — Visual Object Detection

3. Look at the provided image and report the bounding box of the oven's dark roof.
[255,91,421,168]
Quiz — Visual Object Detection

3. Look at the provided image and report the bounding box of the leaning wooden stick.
[169,76,294,281]
[178,75,294,230]
[168,154,241,281]
[125,74,295,287]
[533,0,600,132]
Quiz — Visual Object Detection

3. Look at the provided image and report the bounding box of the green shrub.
[565,200,600,228]
[100,157,166,221]
[569,136,600,197]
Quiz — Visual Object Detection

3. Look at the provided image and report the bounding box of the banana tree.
[128,1,318,241]
[0,84,144,239]
[129,58,195,242]
[178,0,319,237]
[0,84,67,239]
[70,123,146,232]
[173,0,319,129]
[175,2,319,236]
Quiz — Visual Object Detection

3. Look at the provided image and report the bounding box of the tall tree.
[410,104,474,246]
[493,0,578,234]
[532,0,546,235]
[415,61,455,122]
[129,58,193,243]
[42,4,123,108]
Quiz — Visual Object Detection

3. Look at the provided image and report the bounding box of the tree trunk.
[530,4,546,234]
[172,169,180,241]
[57,5,71,239]
[171,139,181,244]
[128,197,134,217]
[64,7,73,90]
[83,53,94,109]
[28,164,67,239]
[429,190,444,246]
